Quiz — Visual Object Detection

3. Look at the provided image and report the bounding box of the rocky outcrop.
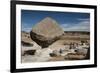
[30,17,64,48]
[23,50,36,56]
[21,41,33,47]
[65,53,86,60]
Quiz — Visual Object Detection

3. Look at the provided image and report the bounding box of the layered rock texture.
[30,17,64,48]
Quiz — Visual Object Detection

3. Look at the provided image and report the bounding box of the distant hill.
[64,31,90,35]
[21,31,33,42]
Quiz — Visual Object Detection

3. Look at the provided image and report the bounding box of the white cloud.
[61,19,90,31]
[22,23,32,32]
[22,18,90,32]
[60,23,69,29]
[22,27,32,32]
[77,18,90,21]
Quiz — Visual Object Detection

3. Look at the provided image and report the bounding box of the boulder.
[65,53,86,60]
[75,48,88,55]
[23,50,36,56]
[30,17,64,48]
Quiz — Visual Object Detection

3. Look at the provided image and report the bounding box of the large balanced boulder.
[30,17,64,48]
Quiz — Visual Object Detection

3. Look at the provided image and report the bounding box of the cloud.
[21,23,32,32]
[22,27,32,32]
[66,21,90,31]
[77,18,90,21]
[61,18,90,31]
[60,23,69,28]
[22,18,90,32]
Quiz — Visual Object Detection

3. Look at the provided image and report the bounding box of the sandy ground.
[21,32,90,63]
[21,39,89,63]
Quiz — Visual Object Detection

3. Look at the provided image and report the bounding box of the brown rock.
[30,17,64,48]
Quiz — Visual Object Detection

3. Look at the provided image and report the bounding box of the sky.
[21,10,90,32]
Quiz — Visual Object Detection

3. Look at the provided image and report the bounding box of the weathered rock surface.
[65,53,86,60]
[22,48,53,62]
[30,17,64,48]
[21,31,42,56]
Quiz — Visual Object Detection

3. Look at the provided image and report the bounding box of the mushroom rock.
[30,17,64,48]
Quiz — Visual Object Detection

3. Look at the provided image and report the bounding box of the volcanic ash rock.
[30,17,64,48]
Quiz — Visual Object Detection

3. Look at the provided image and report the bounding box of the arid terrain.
[21,17,90,63]
[21,31,90,63]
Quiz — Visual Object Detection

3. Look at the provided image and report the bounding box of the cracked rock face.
[30,17,64,48]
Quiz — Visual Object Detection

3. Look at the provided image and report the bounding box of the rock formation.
[30,17,64,48]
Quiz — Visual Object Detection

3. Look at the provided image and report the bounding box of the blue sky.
[21,10,90,32]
